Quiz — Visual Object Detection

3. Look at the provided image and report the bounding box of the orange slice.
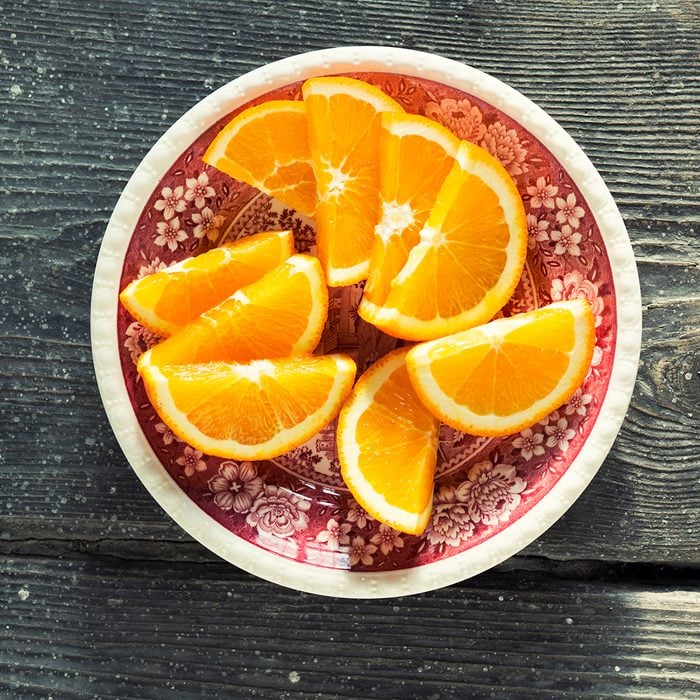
[119,230,294,337]
[203,100,316,217]
[302,76,404,286]
[361,139,528,341]
[406,300,596,436]
[141,354,357,460]
[337,347,440,535]
[362,112,460,308]
[137,254,328,369]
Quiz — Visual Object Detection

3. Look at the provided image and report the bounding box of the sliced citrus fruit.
[137,254,328,369]
[302,76,404,286]
[362,112,460,309]
[360,139,528,341]
[406,299,596,437]
[119,230,294,337]
[203,100,316,217]
[337,347,440,535]
[141,354,356,460]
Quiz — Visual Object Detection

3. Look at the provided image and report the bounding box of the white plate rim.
[90,45,642,598]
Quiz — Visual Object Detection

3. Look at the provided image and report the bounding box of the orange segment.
[337,347,440,535]
[406,300,596,436]
[362,139,528,341]
[203,100,316,217]
[142,354,356,460]
[119,231,294,337]
[362,112,460,308]
[137,254,328,369]
[302,77,404,286]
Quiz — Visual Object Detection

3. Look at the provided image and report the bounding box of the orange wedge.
[141,354,357,460]
[137,254,328,369]
[406,300,596,436]
[119,230,294,337]
[302,76,403,286]
[360,139,528,341]
[362,112,460,308]
[337,347,440,535]
[203,100,316,217]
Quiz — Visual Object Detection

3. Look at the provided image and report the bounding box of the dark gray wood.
[1,0,699,696]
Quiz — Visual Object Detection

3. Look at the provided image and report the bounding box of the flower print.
[591,344,603,367]
[154,421,181,445]
[455,460,526,526]
[526,214,550,250]
[370,523,404,556]
[176,446,207,477]
[123,321,160,364]
[184,172,215,209]
[555,192,585,229]
[424,486,474,547]
[138,257,167,278]
[191,206,225,241]
[544,412,576,453]
[527,176,558,209]
[550,224,582,256]
[208,461,263,513]
[479,121,528,177]
[348,536,377,566]
[346,499,374,529]
[154,217,187,251]
[565,388,592,417]
[512,427,545,461]
[550,270,604,328]
[246,485,310,537]
[278,209,316,253]
[315,518,351,550]
[424,97,487,143]
[154,185,187,220]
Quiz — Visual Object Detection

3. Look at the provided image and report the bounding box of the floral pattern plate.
[91,47,641,598]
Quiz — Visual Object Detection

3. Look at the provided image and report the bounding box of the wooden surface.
[1,0,698,697]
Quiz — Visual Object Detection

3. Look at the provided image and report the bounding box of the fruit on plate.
[119,230,294,337]
[359,139,528,341]
[406,299,596,437]
[203,100,317,217]
[337,347,440,535]
[302,76,404,286]
[141,354,357,460]
[137,254,328,369]
[362,112,460,311]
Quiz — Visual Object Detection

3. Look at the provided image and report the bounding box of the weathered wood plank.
[1,555,698,699]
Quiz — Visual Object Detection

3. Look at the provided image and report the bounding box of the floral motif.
[277,208,316,253]
[138,257,167,278]
[185,172,215,209]
[424,97,487,143]
[555,193,585,229]
[527,176,558,209]
[455,460,526,526]
[544,412,576,453]
[208,461,263,513]
[480,121,528,176]
[346,499,374,529]
[154,217,187,251]
[246,485,310,537]
[370,523,404,556]
[349,536,377,566]
[550,270,604,328]
[176,446,207,477]
[192,206,224,240]
[550,224,582,256]
[123,321,160,364]
[565,388,593,416]
[154,185,186,220]
[512,427,545,461]
[526,213,550,250]
[424,486,474,547]
[315,518,351,550]
[154,421,181,445]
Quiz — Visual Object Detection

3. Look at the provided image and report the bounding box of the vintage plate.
[91,47,641,598]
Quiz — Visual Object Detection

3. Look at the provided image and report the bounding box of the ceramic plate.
[91,47,641,598]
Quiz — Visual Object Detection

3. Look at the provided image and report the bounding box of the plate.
[91,46,641,598]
